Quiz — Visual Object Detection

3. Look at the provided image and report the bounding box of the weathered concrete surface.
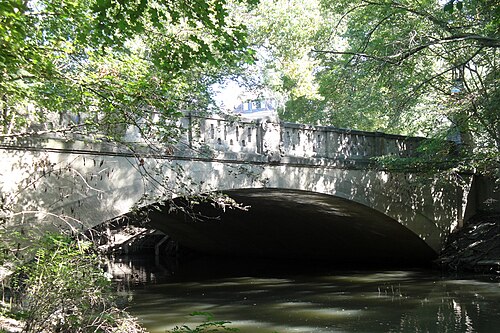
[0,116,473,258]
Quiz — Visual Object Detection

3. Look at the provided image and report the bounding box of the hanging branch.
[313,34,499,66]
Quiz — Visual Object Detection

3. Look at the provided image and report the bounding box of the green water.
[112,256,500,333]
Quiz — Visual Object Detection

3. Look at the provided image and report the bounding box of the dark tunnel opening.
[145,188,438,267]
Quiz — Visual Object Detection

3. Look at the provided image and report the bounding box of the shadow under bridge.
[147,189,437,264]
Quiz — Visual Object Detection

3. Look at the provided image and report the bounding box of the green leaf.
[444,2,454,13]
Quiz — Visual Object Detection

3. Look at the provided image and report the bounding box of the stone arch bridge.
[0,115,474,262]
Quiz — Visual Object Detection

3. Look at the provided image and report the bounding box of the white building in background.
[213,80,279,120]
[233,98,278,120]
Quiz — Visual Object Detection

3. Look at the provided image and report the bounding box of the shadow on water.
[109,253,433,285]
[110,255,500,333]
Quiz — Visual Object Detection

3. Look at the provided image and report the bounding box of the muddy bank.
[436,213,500,274]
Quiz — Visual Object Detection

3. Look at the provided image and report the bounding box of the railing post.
[323,129,329,158]
[261,119,281,163]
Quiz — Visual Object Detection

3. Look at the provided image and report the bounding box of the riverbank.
[436,212,500,274]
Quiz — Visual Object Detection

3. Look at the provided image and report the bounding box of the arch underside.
[147,188,437,264]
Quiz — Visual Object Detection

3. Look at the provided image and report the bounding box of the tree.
[225,0,324,113]
[313,0,499,175]
[245,0,498,177]
[0,0,259,226]
[0,0,256,140]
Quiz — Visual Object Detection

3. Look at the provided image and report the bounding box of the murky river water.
[111,256,500,333]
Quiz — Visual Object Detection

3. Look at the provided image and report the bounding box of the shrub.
[10,234,145,333]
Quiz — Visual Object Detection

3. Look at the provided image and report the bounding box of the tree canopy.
[244,0,499,177]
[1,0,256,141]
[314,0,498,134]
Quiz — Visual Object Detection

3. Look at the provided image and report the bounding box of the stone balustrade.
[177,114,424,162]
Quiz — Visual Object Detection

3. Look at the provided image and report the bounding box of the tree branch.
[0,123,90,138]
[313,34,499,66]
[312,49,398,64]
[361,0,452,32]
[407,47,484,100]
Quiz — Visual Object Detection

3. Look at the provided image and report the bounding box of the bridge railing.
[280,122,424,159]
[177,114,424,162]
[182,114,263,155]
[12,108,424,163]
[4,112,423,163]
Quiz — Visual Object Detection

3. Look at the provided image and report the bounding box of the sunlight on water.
[112,256,500,333]
[290,307,363,318]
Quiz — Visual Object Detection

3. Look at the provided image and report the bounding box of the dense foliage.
[6,234,145,333]
[244,0,499,178]
[316,1,498,135]
[1,0,256,141]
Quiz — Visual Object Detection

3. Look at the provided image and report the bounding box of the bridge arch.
[147,188,437,263]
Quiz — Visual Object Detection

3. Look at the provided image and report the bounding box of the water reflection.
[111,256,500,333]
